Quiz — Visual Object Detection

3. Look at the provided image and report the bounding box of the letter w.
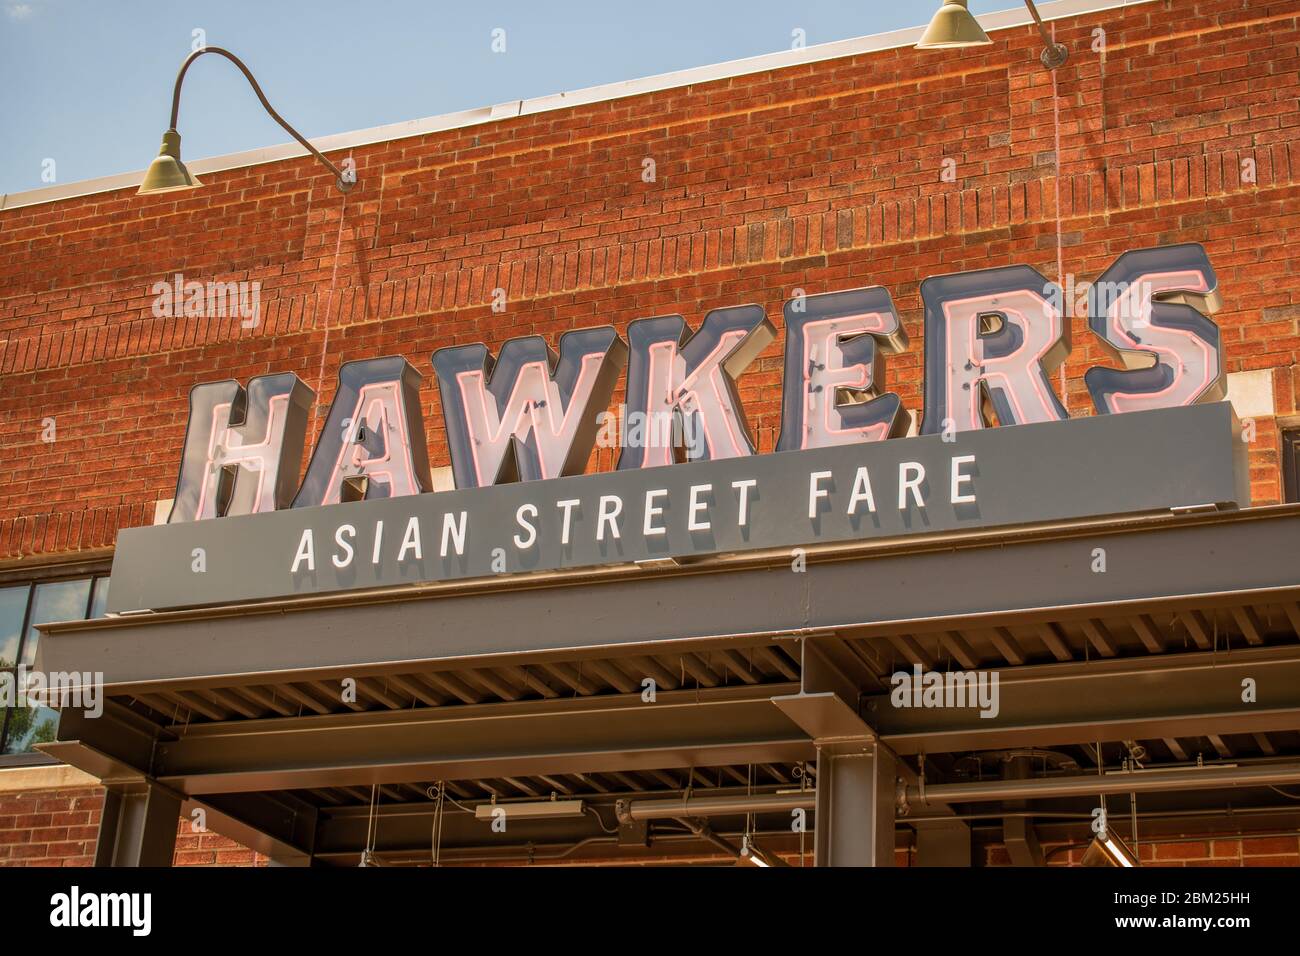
[434,328,627,488]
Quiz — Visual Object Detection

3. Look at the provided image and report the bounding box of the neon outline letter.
[776,286,910,450]
[292,357,433,507]
[169,373,314,523]
[619,304,776,469]
[433,327,627,488]
[1084,243,1225,414]
[920,265,1069,434]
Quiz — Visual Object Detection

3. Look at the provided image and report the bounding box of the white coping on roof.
[1,0,1152,212]
[0,763,99,793]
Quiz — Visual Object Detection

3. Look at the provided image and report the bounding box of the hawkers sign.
[107,244,1248,612]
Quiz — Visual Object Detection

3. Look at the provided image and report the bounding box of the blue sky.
[0,0,1019,195]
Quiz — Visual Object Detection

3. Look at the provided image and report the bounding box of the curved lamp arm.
[163,46,353,193]
[1023,0,1069,70]
[916,1,1068,72]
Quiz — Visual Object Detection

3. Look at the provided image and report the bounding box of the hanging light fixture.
[140,46,355,196]
[915,0,993,49]
[1080,829,1140,867]
[735,834,788,867]
[916,0,1069,71]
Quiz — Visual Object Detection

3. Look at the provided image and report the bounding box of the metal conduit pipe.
[364,829,801,866]
[902,804,1300,824]
[673,818,743,858]
[615,765,1300,821]
[906,762,1300,806]
[618,790,814,821]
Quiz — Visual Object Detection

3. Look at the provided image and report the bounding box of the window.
[0,575,109,759]
[1284,429,1300,504]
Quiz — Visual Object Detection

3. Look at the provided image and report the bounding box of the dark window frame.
[1283,428,1300,504]
[0,584,35,755]
[0,571,109,767]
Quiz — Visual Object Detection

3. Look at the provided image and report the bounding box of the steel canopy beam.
[866,643,1300,754]
[36,507,1300,693]
[149,684,811,795]
[182,792,319,866]
[40,703,321,865]
[95,783,181,868]
[816,745,896,866]
[38,701,172,785]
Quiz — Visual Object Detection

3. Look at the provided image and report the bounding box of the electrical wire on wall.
[426,782,480,866]
[1125,740,1146,857]
[360,783,379,867]
[429,782,446,867]
[1096,738,1107,844]
[1050,17,1068,413]
[796,761,810,867]
[310,179,352,443]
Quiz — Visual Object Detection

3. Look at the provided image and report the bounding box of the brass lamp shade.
[138,129,201,195]
[916,0,993,49]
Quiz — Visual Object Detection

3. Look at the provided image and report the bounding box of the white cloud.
[5,4,35,19]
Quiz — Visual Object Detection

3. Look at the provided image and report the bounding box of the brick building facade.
[2,0,1299,866]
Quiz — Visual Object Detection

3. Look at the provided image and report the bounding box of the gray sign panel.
[107,402,1246,613]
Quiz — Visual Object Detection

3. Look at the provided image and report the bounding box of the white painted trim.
[0,763,99,793]
[1226,368,1276,420]
[153,499,174,526]
[2,0,1153,212]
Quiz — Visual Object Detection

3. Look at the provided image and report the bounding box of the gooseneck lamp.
[139,46,354,196]
[917,0,1069,71]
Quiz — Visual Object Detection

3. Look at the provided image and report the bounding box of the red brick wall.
[1,0,1298,555]
[0,787,99,866]
[0,786,265,867]
[1,0,1298,867]
[988,836,1300,866]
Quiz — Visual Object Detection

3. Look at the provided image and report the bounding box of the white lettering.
[950,454,977,504]
[847,466,876,514]
[398,516,423,561]
[688,484,712,532]
[597,495,623,541]
[514,503,538,549]
[643,489,668,536]
[809,470,833,519]
[440,511,467,556]
[557,499,580,545]
[290,528,315,572]
[332,524,356,568]
[732,478,756,526]
[899,462,926,509]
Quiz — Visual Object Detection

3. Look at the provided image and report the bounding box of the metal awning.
[34,504,1300,866]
